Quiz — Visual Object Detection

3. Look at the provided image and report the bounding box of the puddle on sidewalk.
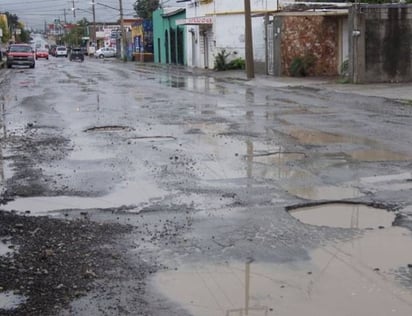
[154,227,412,316]
[288,203,395,229]
[0,291,26,310]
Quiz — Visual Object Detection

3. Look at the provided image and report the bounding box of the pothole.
[128,135,176,141]
[84,125,134,132]
[287,202,395,229]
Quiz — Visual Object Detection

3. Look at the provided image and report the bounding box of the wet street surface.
[1,56,412,315]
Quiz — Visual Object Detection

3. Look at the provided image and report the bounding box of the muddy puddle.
[287,128,412,162]
[1,180,167,215]
[350,148,412,161]
[154,226,412,316]
[288,203,394,229]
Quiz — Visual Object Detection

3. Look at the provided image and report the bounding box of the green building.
[153,8,186,65]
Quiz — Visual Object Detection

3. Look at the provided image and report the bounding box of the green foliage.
[214,49,230,71]
[133,0,159,19]
[63,19,90,47]
[227,57,245,70]
[214,50,245,71]
[289,54,316,77]
[0,19,10,43]
[337,59,350,83]
[18,27,30,43]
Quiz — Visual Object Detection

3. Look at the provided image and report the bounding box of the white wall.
[185,0,281,68]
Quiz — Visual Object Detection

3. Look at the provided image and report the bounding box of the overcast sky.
[0,0,151,29]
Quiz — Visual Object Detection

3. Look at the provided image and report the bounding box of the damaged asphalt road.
[1,58,412,315]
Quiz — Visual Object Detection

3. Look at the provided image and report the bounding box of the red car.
[6,44,35,68]
[35,48,49,60]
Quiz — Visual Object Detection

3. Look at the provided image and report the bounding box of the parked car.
[69,47,84,62]
[35,48,49,60]
[95,47,117,59]
[6,44,35,69]
[55,46,68,57]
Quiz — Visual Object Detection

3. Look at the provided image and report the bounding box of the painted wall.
[280,15,340,76]
[359,5,412,83]
[185,0,281,70]
[153,8,186,65]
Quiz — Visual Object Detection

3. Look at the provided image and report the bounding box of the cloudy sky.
[0,0,151,29]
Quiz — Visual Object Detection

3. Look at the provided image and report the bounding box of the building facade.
[180,0,278,70]
[153,7,186,65]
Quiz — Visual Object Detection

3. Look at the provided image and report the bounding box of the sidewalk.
[139,62,412,103]
[212,69,412,102]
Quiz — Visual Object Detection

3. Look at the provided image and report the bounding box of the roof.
[162,7,185,17]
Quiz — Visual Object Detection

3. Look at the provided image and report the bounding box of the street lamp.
[71,7,95,49]
[90,1,125,60]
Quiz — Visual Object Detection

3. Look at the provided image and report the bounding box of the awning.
[176,16,213,25]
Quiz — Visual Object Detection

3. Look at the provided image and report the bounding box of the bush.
[228,57,245,70]
[289,54,316,77]
[214,49,230,71]
[214,50,245,71]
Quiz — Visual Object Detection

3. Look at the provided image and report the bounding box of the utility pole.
[119,0,125,60]
[92,1,96,44]
[244,0,254,79]
[72,0,76,18]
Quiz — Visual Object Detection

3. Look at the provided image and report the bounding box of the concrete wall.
[350,4,412,83]
[280,15,340,76]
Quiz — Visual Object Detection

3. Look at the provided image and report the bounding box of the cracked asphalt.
[0,54,412,315]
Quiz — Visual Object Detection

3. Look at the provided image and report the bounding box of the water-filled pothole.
[287,202,395,229]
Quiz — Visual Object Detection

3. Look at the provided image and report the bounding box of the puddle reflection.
[154,226,412,316]
[288,203,395,229]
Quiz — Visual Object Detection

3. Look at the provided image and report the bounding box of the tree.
[0,18,10,43]
[17,22,30,43]
[63,18,90,47]
[133,0,159,19]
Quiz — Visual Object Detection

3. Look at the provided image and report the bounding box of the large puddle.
[288,203,395,229]
[154,226,412,316]
[2,180,168,215]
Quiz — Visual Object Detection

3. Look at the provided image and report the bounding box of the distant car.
[69,48,84,62]
[35,48,49,60]
[55,46,68,57]
[6,44,35,69]
[95,47,117,59]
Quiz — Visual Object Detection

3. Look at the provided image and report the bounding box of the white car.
[55,46,68,57]
[95,47,117,59]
